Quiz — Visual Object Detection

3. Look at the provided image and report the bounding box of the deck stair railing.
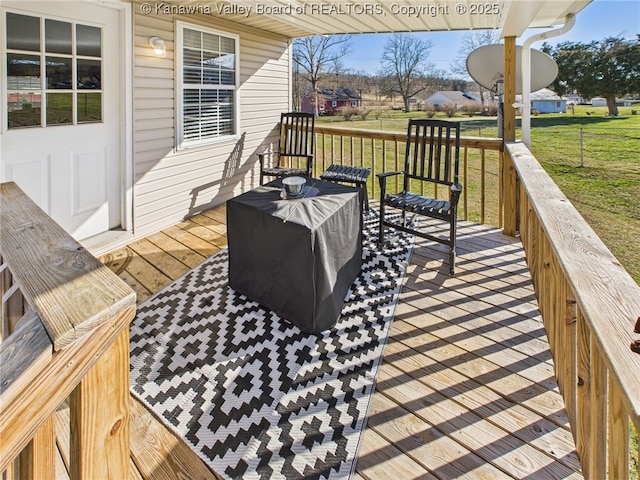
[0,182,136,479]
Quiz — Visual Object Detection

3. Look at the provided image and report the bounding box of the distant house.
[301,87,361,115]
[564,94,584,105]
[424,91,480,109]
[591,97,607,107]
[516,88,567,113]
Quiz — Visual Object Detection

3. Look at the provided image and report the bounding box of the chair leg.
[449,247,456,276]
[449,217,457,276]
[361,182,369,211]
[378,202,385,246]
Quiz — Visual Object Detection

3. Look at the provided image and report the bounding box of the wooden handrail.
[505,142,640,479]
[313,124,503,150]
[0,182,136,478]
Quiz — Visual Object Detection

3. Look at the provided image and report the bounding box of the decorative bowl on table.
[282,176,306,197]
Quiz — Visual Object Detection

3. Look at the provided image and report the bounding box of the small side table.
[320,164,371,210]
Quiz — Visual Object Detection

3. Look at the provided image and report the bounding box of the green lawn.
[317,105,640,284]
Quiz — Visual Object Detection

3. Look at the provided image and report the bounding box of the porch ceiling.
[171,0,591,39]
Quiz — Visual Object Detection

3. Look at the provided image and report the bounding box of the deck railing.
[0,182,136,479]
[504,142,640,479]
[312,124,504,228]
[312,125,640,477]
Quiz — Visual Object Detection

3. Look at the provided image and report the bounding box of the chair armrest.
[306,154,313,177]
[450,182,463,205]
[257,150,274,166]
[257,149,275,159]
[376,171,402,179]
[377,171,403,200]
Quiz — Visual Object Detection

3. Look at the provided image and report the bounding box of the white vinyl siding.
[176,22,238,148]
[131,8,290,239]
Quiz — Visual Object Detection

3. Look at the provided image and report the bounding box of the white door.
[1,1,123,241]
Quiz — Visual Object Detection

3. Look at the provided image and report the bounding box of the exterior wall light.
[149,36,166,57]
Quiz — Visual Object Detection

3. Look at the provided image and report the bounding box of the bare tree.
[450,30,501,104]
[293,35,352,115]
[379,34,434,112]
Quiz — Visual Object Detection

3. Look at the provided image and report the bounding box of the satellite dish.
[466,44,558,94]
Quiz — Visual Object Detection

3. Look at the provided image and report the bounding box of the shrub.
[359,108,371,120]
[340,106,359,121]
[442,103,457,117]
[461,102,483,117]
[423,103,436,118]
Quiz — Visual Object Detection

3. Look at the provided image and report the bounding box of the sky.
[343,0,640,74]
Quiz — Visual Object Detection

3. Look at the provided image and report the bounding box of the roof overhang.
[170,0,591,39]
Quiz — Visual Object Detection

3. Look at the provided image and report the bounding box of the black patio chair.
[378,119,462,275]
[258,112,315,184]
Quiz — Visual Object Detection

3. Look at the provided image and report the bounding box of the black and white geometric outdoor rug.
[129,210,414,480]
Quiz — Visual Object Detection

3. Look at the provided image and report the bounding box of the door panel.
[3,155,50,209]
[1,1,122,241]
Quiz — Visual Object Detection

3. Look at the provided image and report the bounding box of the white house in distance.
[516,88,567,114]
[424,91,481,110]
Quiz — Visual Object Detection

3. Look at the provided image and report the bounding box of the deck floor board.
[96,204,583,480]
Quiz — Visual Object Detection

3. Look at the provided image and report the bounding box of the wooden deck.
[96,204,583,480]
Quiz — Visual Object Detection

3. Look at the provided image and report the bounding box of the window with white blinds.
[177,22,237,148]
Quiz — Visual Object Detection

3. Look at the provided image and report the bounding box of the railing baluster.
[590,337,607,479]
[371,138,376,199]
[70,328,130,480]
[609,380,630,480]
[480,148,486,225]
[18,416,55,480]
[321,132,326,174]
[576,315,591,472]
[394,139,399,193]
[498,149,504,228]
[462,148,468,221]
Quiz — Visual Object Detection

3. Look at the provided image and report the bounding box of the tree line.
[293,32,640,117]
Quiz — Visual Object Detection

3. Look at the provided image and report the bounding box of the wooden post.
[501,37,518,236]
[502,150,518,236]
[503,37,516,142]
[69,328,130,480]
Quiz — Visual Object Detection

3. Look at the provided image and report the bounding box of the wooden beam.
[503,37,516,142]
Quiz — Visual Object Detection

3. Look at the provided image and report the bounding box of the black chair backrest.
[403,119,460,191]
[279,112,315,158]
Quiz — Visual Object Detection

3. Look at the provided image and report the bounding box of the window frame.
[175,21,240,150]
[3,10,104,130]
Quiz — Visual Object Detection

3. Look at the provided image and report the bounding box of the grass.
[528,107,640,285]
[316,105,640,284]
